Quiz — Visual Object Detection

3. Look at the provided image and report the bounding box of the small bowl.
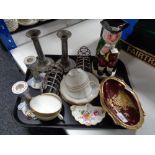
[29,93,63,121]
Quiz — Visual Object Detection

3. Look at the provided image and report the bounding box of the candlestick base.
[27,77,43,89]
[56,58,76,73]
[37,57,54,72]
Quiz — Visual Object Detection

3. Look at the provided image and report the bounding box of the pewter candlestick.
[12,81,36,119]
[26,29,54,72]
[12,81,32,104]
[24,56,43,89]
[56,30,76,73]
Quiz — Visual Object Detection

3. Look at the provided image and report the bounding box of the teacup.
[30,93,63,121]
[64,68,95,99]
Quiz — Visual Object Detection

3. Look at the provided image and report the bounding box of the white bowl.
[30,93,62,121]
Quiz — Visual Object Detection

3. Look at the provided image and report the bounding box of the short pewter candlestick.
[24,56,43,89]
[56,30,76,73]
[26,29,54,72]
[12,81,36,119]
[12,81,32,102]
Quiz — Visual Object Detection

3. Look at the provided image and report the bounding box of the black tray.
[13,55,131,129]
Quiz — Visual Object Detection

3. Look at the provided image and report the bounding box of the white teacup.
[64,69,95,99]
[30,93,63,121]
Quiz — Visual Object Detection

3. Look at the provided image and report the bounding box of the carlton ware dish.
[100,77,144,129]
[60,69,99,105]
[70,103,106,126]
[29,93,63,121]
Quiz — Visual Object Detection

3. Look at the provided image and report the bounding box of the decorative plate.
[70,103,106,126]
[100,77,144,129]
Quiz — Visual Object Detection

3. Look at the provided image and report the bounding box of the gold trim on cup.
[30,93,62,117]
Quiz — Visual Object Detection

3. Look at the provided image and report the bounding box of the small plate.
[60,72,100,105]
[70,103,106,126]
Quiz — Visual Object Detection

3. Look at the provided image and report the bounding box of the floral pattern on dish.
[70,103,106,126]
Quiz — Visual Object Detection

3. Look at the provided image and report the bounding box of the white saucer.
[60,72,100,105]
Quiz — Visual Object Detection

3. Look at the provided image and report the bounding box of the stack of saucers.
[4,19,19,32]
[18,19,39,26]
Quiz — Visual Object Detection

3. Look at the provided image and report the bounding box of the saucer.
[60,72,99,105]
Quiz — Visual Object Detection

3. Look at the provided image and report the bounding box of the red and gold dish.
[100,77,144,129]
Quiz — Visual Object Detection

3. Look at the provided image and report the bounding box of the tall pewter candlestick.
[26,29,54,72]
[56,30,76,73]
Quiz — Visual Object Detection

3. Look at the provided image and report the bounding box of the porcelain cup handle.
[89,80,99,88]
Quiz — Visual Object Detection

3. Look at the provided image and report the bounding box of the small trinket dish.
[70,103,106,126]
[100,77,144,129]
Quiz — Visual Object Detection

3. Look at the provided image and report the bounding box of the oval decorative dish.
[100,77,144,129]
